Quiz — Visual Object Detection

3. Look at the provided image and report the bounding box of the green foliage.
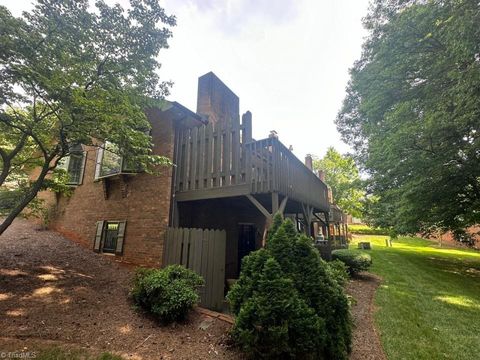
[332,250,372,275]
[231,258,325,359]
[226,248,271,316]
[348,224,389,236]
[336,0,480,243]
[313,147,365,218]
[0,188,20,215]
[266,212,283,241]
[326,259,350,287]
[265,218,296,273]
[228,219,352,359]
[288,235,352,359]
[0,0,175,233]
[131,265,204,323]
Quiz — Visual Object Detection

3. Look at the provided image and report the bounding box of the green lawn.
[351,235,480,360]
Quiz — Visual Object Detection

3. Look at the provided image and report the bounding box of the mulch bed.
[0,219,241,359]
[346,273,387,360]
[0,219,386,359]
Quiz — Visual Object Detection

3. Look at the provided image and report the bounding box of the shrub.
[0,189,21,215]
[287,235,352,359]
[131,265,204,322]
[348,224,389,235]
[228,216,352,359]
[231,258,325,359]
[332,249,372,275]
[227,248,271,315]
[327,259,350,287]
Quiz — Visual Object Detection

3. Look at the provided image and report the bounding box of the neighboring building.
[40,72,341,309]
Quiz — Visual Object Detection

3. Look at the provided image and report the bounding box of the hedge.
[332,249,372,275]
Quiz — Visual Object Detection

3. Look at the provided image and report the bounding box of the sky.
[0,0,371,160]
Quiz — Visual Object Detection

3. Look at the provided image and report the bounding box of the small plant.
[332,249,372,275]
[326,259,350,287]
[131,265,204,322]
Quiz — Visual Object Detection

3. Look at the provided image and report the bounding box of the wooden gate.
[163,227,226,311]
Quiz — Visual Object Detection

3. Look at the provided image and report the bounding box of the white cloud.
[0,0,370,159]
[160,0,370,158]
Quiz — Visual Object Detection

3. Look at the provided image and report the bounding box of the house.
[42,72,340,309]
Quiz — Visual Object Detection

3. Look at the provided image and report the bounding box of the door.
[238,224,256,274]
[102,222,119,253]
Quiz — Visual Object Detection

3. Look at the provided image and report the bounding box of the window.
[57,144,86,185]
[93,220,126,255]
[94,141,139,180]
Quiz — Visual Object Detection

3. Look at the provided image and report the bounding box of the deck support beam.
[272,192,279,214]
[246,194,289,247]
[278,196,288,216]
[301,203,314,237]
[246,194,272,221]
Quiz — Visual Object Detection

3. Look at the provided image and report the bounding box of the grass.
[351,234,480,360]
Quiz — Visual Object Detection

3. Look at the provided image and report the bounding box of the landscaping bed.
[0,219,388,359]
[0,219,239,359]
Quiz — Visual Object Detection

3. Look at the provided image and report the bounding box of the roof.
[156,100,207,124]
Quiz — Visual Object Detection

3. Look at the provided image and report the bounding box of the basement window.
[93,220,126,255]
[57,144,87,185]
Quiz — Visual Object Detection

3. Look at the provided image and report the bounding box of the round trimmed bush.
[131,265,204,322]
[332,249,372,275]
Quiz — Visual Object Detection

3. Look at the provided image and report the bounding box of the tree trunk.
[0,134,27,188]
[0,160,51,236]
[0,157,11,188]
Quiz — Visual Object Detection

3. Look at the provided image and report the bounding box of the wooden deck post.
[272,192,279,214]
[301,203,314,237]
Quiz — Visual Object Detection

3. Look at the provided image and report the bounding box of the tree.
[336,0,480,243]
[313,147,365,218]
[227,219,352,359]
[0,0,175,234]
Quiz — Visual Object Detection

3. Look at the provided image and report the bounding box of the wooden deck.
[173,115,329,213]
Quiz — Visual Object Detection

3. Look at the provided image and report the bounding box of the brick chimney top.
[305,154,313,171]
[196,72,239,126]
[317,169,325,182]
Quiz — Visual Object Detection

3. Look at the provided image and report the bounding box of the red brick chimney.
[317,170,325,182]
[305,154,313,171]
[196,72,239,126]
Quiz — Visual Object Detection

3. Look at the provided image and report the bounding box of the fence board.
[190,127,198,190]
[164,227,226,311]
[198,125,206,189]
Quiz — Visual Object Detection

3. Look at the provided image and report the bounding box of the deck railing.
[174,117,329,211]
[245,138,329,211]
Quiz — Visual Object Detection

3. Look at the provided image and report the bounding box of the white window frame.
[57,148,87,185]
[94,141,139,180]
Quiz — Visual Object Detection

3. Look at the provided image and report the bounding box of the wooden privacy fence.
[163,227,226,311]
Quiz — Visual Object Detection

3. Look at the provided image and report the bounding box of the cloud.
[166,0,301,35]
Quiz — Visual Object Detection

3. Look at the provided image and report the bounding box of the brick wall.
[43,108,176,267]
[435,226,480,249]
